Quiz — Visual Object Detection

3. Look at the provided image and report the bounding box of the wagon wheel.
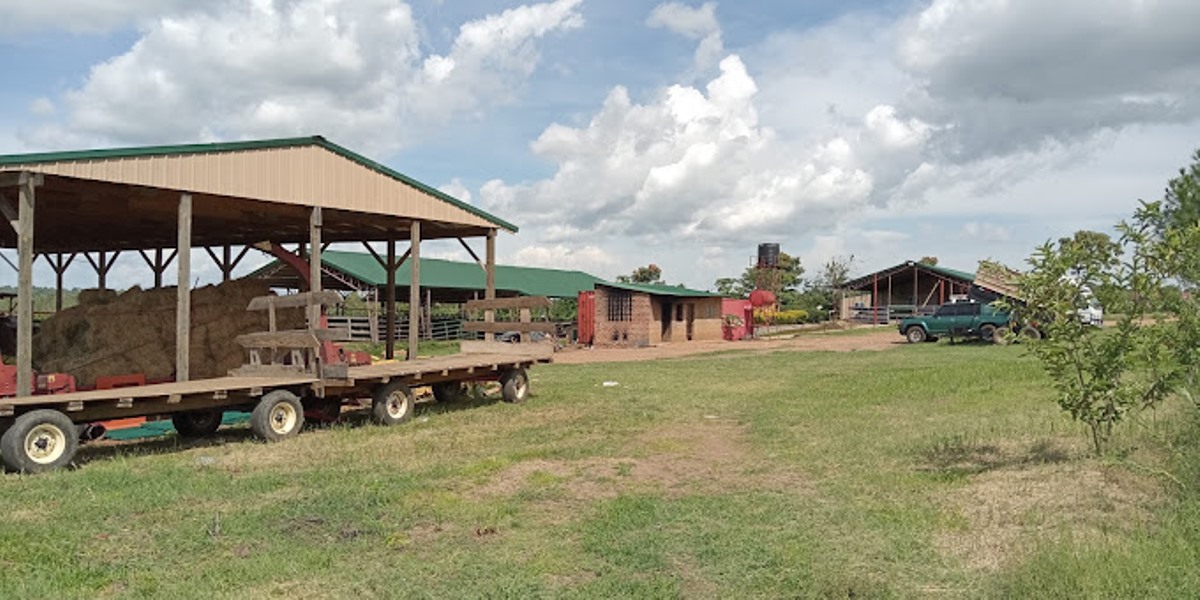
[500,368,530,404]
[1,409,79,473]
[172,410,224,438]
[432,381,467,404]
[371,381,415,426]
[251,390,305,442]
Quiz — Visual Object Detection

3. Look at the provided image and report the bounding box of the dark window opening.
[608,291,633,322]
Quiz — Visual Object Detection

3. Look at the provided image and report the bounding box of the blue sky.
[1,0,1199,291]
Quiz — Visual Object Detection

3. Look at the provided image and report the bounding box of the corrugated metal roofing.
[597,281,721,298]
[919,262,976,282]
[0,135,516,232]
[843,260,975,290]
[271,250,605,298]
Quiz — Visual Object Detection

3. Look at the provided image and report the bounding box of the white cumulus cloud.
[647,2,724,71]
[510,244,619,273]
[0,0,194,35]
[23,0,585,154]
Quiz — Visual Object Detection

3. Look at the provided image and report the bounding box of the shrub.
[753,308,809,325]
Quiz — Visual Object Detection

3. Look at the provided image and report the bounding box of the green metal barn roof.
[256,250,605,298]
[919,262,975,282]
[843,260,975,290]
[598,281,721,298]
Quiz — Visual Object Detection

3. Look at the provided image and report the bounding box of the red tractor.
[0,362,77,398]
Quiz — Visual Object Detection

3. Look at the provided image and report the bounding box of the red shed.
[721,298,753,340]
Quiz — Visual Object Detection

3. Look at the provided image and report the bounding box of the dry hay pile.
[33,280,304,386]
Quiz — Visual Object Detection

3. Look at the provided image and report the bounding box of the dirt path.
[553,326,904,365]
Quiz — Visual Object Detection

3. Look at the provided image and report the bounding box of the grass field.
[1,342,1198,597]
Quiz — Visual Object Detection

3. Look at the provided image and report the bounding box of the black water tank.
[757,243,780,268]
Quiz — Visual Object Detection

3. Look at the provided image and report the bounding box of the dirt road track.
[553,326,904,365]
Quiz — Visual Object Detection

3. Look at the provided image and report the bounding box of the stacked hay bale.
[33,280,305,386]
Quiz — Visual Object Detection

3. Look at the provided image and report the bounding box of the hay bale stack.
[33,280,305,386]
[78,288,118,306]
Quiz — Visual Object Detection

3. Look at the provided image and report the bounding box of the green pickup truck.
[898,302,1011,343]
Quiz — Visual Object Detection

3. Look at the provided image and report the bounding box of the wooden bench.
[460,296,556,356]
[232,291,352,378]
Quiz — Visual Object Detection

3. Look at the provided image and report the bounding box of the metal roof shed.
[840,260,975,322]
[252,250,604,302]
[0,136,515,395]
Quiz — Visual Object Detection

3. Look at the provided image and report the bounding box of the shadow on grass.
[916,435,1072,477]
[71,389,509,469]
[73,428,259,468]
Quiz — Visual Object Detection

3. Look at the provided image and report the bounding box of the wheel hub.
[269,404,296,434]
[25,424,66,464]
[388,393,408,417]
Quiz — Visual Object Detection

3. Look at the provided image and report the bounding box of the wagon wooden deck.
[0,375,320,421]
[0,347,552,423]
[0,293,554,473]
[339,348,552,388]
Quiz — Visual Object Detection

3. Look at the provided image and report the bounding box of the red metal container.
[577,290,596,345]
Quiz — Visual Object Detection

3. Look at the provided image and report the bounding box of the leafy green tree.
[1011,203,1200,454]
[797,255,855,321]
[714,277,741,297]
[714,252,805,298]
[548,297,578,322]
[918,255,939,266]
[1163,149,1200,229]
[815,255,855,291]
[617,264,663,284]
[1161,149,1200,284]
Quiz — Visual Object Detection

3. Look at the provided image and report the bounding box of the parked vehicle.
[973,263,1104,327]
[1076,288,1104,326]
[898,301,1012,343]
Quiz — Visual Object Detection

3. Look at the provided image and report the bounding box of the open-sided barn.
[840,261,976,323]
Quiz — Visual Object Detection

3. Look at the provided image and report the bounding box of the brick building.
[591,282,724,347]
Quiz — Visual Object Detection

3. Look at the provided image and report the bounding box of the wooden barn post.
[176,193,192,382]
[309,207,322,328]
[408,221,421,360]
[15,172,40,396]
[485,228,496,326]
[386,238,396,359]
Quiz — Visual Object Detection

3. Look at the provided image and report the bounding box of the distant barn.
[840,260,975,323]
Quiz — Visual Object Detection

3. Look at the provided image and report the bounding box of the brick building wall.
[594,287,725,346]
[594,287,654,346]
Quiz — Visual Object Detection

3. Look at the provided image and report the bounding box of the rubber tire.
[172,410,223,438]
[500,368,530,404]
[432,381,466,404]
[1,409,79,473]
[251,390,305,442]
[905,327,927,344]
[371,381,415,426]
[1020,325,1043,341]
[979,324,997,343]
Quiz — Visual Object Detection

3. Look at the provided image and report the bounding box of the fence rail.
[325,315,575,343]
[324,315,467,342]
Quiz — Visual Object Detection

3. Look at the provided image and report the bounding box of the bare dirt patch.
[553,326,902,365]
[470,420,808,503]
[936,457,1164,571]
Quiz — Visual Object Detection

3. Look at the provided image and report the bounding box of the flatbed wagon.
[0,294,553,473]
